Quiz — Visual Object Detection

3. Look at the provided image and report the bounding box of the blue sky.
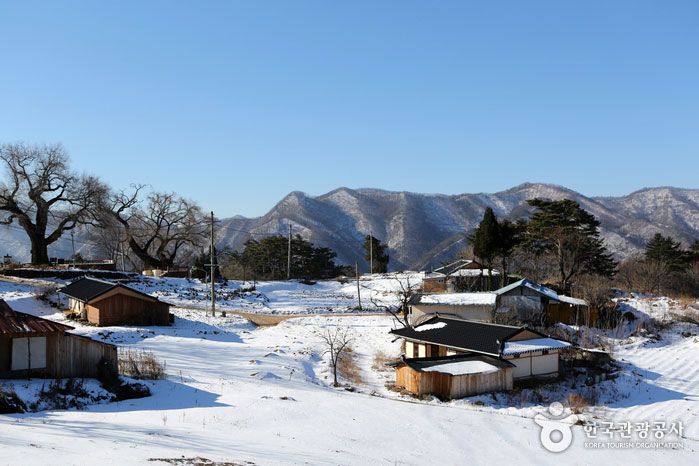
[1,1,697,217]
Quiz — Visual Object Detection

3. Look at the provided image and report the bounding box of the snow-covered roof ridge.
[414,292,497,307]
[502,337,571,356]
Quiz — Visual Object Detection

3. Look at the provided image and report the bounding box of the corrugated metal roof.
[0,299,73,335]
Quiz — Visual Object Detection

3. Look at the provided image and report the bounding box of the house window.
[413,343,419,358]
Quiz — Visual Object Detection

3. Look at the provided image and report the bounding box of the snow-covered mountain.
[217,183,699,271]
[3,183,698,269]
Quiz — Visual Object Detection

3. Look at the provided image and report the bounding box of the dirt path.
[229,311,389,327]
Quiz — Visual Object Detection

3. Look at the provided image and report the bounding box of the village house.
[60,277,171,326]
[495,279,592,326]
[389,316,570,398]
[0,299,117,379]
[408,292,498,325]
[411,278,591,327]
[423,259,502,293]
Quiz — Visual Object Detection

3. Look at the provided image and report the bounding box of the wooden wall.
[547,303,598,327]
[46,333,118,378]
[88,293,170,326]
[396,364,513,399]
[0,332,117,379]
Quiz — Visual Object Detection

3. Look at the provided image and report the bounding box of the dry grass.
[371,351,396,372]
[337,347,362,385]
[670,305,699,326]
[566,391,598,414]
[119,348,166,380]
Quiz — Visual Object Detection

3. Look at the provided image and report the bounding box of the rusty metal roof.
[0,299,73,335]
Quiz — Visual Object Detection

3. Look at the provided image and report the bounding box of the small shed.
[0,299,117,379]
[425,260,502,292]
[547,295,596,327]
[391,354,514,399]
[60,277,171,326]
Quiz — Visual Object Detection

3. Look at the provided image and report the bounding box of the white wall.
[532,352,558,377]
[11,337,47,370]
[508,357,531,379]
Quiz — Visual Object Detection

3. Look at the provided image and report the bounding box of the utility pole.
[369,230,373,275]
[287,223,292,280]
[120,241,126,272]
[355,261,362,310]
[210,211,216,317]
[71,230,75,268]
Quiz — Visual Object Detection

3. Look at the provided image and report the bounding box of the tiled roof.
[0,299,73,335]
[392,353,515,375]
[391,316,524,356]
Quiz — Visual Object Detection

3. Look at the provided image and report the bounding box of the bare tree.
[0,143,106,264]
[104,185,208,269]
[320,326,353,387]
[576,274,615,327]
[370,274,421,328]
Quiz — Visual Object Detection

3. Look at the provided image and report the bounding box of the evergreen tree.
[468,207,500,289]
[495,218,525,286]
[644,233,689,271]
[690,240,699,263]
[523,199,617,290]
[229,234,341,280]
[362,235,389,273]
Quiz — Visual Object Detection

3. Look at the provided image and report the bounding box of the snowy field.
[1,276,698,465]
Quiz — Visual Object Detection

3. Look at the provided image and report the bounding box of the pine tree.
[523,199,617,290]
[644,233,689,272]
[468,207,500,289]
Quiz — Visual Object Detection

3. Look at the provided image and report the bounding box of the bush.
[97,357,150,401]
[119,348,166,379]
[30,379,90,411]
[0,385,26,414]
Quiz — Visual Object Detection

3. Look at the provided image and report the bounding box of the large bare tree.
[0,143,106,264]
[105,185,207,269]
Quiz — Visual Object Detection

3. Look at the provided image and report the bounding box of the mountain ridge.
[2,183,698,270]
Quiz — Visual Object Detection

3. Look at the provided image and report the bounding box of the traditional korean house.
[0,299,117,379]
[423,260,502,293]
[60,277,171,326]
[494,279,592,326]
[389,316,570,398]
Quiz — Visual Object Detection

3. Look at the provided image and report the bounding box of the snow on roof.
[495,279,559,300]
[425,272,446,279]
[415,293,497,307]
[450,269,500,277]
[502,337,571,356]
[556,295,588,306]
[414,322,447,332]
[421,359,500,376]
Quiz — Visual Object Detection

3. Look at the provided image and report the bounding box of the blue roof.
[494,279,560,300]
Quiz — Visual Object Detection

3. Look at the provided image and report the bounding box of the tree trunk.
[30,235,50,265]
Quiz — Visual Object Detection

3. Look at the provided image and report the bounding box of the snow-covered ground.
[1,277,697,465]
